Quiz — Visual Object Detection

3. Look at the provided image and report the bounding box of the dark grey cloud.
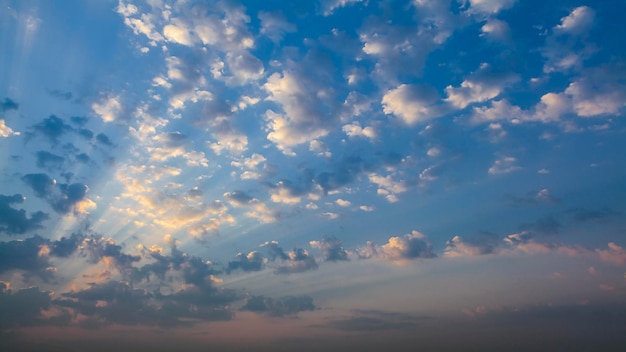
[323,309,423,332]
[444,231,500,257]
[0,236,54,281]
[261,240,290,261]
[157,131,188,148]
[32,115,73,142]
[567,207,620,222]
[76,153,90,163]
[81,236,141,275]
[310,236,349,262]
[78,128,94,139]
[241,295,315,316]
[70,116,89,126]
[0,194,48,235]
[48,89,73,101]
[96,133,114,147]
[22,173,93,215]
[503,189,560,207]
[274,247,318,274]
[0,286,59,329]
[53,182,90,214]
[35,150,65,169]
[315,154,375,193]
[519,214,561,236]
[21,173,56,198]
[227,251,265,273]
[224,190,254,206]
[0,98,18,111]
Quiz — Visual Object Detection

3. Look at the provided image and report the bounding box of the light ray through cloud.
[1,0,626,351]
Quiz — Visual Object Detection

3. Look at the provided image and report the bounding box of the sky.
[1,0,626,350]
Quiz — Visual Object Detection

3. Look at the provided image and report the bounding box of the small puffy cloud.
[258,11,296,42]
[309,140,331,158]
[555,6,595,35]
[335,199,351,207]
[231,153,267,179]
[227,251,265,273]
[0,97,19,111]
[564,66,626,117]
[445,63,519,109]
[359,205,375,212]
[32,115,73,142]
[488,156,520,175]
[310,236,350,262]
[382,84,446,125]
[262,242,318,274]
[596,243,626,266]
[92,96,122,122]
[357,230,436,262]
[342,122,377,140]
[467,0,517,14]
[263,67,340,154]
[481,18,510,41]
[163,20,193,46]
[444,234,498,257]
[320,0,364,16]
[0,119,18,137]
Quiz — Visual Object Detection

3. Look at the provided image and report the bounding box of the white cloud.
[92,96,122,122]
[382,84,445,125]
[596,243,626,266]
[0,120,18,137]
[320,0,364,16]
[342,122,377,140]
[445,63,519,109]
[467,0,517,14]
[555,6,595,35]
[357,230,436,262]
[163,21,193,46]
[258,11,296,42]
[470,99,523,123]
[359,205,375,212]
[263,65,341,153]
[336,199,351,207]
[481,18,510,41]
[488,156,521,175]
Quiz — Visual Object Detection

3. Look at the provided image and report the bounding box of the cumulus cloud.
[92,96,122,122]
[382,84,447,125]
[466,0,517,14]
[0,194,48,235]
[263,58,341,154]
[227,251,265,273]
[481,18,510,41]
[554,6,595,35]
[488,156,520,175]
[261,241,318,274]
[596,243,626,266]
[310,236,350,262]
[0,119,18,137]
[258,11,296,42]
[445,63,519,109]
[356,230,436,262]
[444,233,499,257]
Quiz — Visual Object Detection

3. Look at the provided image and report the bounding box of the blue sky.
[1,0,626,350]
